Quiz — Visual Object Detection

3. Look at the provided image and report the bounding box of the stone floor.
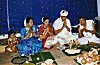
[50,45,78,65]
[0,46,18,65]
[0,44,79,65]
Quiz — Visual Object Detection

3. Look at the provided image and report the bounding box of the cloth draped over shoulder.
[17,25,42,56]
[78,20,100,45]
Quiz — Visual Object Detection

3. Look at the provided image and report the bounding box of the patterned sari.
[17,25,42,56]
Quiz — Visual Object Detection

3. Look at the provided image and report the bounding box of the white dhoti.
[54,33,78,45]
[44,34,78,48]
[78,37,89,45]
[78,32,100,45]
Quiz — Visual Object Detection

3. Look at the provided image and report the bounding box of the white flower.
[21,54,25,56]
[45,59,53,65]
[7,48,12,52]
[37,57,40,60]
[41,63,46,65]
[91,48,98,54]
[25,61,29,63]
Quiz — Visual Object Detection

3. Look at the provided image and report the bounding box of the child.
[5,30,19,53]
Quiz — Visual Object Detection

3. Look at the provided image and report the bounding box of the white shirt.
[78,20,100,44]
[86,20,94,30]
[79,20,94,38]
[53,17,72,38]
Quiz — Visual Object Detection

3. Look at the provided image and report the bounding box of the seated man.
[78,16,100,45]
[53,10,76,47]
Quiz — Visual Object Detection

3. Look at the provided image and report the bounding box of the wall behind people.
[0,0,97,34]
[97,0,100,16]
[0,0,8,34]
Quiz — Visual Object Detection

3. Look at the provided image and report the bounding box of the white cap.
[60,10,68,16]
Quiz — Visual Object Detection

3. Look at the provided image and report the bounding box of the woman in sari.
[17,17,42,56]
[39,17,57,50]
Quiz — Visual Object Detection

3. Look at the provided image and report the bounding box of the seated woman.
[39,17,57,50]
[5,30,19,53]
[78,16,100,45]
[17,17,42,56]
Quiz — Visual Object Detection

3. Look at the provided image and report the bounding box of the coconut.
[95,55,100,61]
[86,57,92,63]
[81,58,87,64]
[83,52,88,58]
[88,51,93,57]
[92,56,97,62]
[99,56,100,60]
[93,51,98,56]
[79,54,83,58]
[91,48,98,55]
